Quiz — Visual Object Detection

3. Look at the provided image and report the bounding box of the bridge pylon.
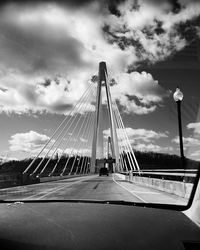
[90,62,119,173]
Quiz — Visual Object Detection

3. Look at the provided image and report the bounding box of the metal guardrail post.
[129,170,133,182]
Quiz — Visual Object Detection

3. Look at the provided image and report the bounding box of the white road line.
[112,175,147,203]
[130,191,159,195]
[36,179,84,200]
[23,175,96,200]
[21,184,68,200]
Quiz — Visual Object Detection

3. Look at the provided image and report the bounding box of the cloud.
[63,147,91,156]
[109,71,169,114]
[8,127,93,158]
[103,126,174,153]
[133,143,173,153]
[0,0,199,115]
[190,149,200,157]
[0,2,122,114]
[1,1,200,74]
[0,155,18,163]
[0,2,127,75]
[189,148,200,160]
[9,130,50,152]
[124,127,168,142]
[80,137,88,143]
[172,136,200,146]
[190,149,200,160]
[0,72,95,114]
[103,125,173,154]
[104,127,168,147]
[0,3,91,75]
[0,61,166,116]
[104,0,200,66]
[187,122,200,134]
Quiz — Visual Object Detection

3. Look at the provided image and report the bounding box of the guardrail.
[117,169,199,198]
[119,169,198,182]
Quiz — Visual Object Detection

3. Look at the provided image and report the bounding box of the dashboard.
[0,201,200,250]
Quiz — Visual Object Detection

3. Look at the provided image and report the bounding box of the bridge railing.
[119,169,198,183]
[117,169,199,198]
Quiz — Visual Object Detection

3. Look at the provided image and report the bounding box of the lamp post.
[173,87,184,167]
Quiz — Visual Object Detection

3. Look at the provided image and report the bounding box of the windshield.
[0,0,199,207]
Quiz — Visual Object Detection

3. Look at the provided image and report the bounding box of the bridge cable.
[40,96,95,176]
[113,102,137,171]
[68,108,95,175]
[51,87,95,176]
[82,157,89,174]
[23,83,94,175]
[62,106,95,175]
[73,106,95,175]
[60,101,95,175]
[111,100,132,171]
[81,114,95,174]
[29,83,94,175]
[66,84,96,175]
[113,101,140,172]
[75,105,95,174]
[112,107,128,172]
[112,103,135,171]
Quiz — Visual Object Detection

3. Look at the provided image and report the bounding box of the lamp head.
[173,87,183,102]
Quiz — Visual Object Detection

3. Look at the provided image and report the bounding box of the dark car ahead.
[99,167,109,176]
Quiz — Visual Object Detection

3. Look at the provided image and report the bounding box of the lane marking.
[130,191,159,195]
[36,180,84,200]
[22,184,69,200]
[93,183,99,189]
[112,175,147,203]
[23,175,96,200]
[37,175,98,200]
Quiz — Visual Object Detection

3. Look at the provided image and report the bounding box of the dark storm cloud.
[0,0,96,8]
[106,0,127,15]
[0,0,200,116]
[103,0,200,67]
[0,5,91,76]
[49,102,73,112]
[0,0,125,12]
[0,87,8,92]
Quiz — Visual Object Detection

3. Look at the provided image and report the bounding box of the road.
[0,174,187,205]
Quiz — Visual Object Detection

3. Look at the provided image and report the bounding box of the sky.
[0,0,200,162]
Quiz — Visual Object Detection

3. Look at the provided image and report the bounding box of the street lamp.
[173,87,184,167]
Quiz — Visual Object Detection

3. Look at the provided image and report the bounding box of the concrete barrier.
[119,173,193,199]
[134,176,193,198]
[114,173,126,180]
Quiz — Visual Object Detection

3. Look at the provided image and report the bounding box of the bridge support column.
[91,62,119,173]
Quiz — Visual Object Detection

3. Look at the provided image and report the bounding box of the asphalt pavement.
[0,174,187,205]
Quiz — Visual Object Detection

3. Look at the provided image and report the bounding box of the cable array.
[112,100,140,173]
[23,83,96,177]
[23,70,140,178]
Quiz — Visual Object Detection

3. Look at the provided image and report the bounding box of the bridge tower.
[107,136,112,159]
[90,62,119,173]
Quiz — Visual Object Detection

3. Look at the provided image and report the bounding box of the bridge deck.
[0,174,187,205]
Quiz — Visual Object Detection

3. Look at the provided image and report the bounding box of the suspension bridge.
[22,62,140,181]
[0,62,194,204]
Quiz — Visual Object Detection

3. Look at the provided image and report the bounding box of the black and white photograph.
[0,0,200,249]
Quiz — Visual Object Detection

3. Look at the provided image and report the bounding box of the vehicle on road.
[99,167,109,176]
